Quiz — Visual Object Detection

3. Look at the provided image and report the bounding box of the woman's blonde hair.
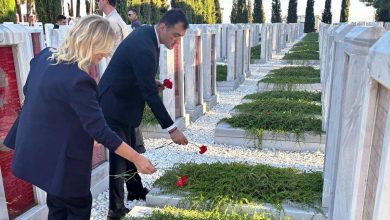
[50,15,116,72]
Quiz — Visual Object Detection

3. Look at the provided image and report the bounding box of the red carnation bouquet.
[163,79,173,89]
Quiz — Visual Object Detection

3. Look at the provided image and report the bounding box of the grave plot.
[283,33,320,66]
[216,25,242,91]
[257,66,321,92]
[214,91,325,152]
[250,44,261,64]
[132,163,326,220]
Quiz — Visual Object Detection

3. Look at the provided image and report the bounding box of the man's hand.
[170,129,188,145]
[133,154,157,174]
[115,142,156,174]
[156,80,164,92]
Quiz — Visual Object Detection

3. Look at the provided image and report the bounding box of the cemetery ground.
[90,38,325,220]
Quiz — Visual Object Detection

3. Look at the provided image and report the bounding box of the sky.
[220,0,376,23]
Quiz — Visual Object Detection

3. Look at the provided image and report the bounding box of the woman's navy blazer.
[3,48,122,198]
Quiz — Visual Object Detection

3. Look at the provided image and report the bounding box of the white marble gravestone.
[235,25,245,83]
[183,28,206,122]
[0,168,8,220]
[243,24,251,77]
[321,23,355,209]
[199,25,219,110]
[260,23,269,63]
[217,24,241,91]
[24,25,45,57]
[320,24,339,131]
[348,31,390,220]
[329,26,385,220]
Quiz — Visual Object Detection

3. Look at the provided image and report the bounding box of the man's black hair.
[129,8,137,15]
[158,9,189,30]
[108,0,116,7]
[56,15,67,21]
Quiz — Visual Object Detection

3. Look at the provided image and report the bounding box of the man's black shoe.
[127,188,149,201]
[107,207,130,220]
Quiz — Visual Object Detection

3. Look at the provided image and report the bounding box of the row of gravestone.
[0,21,323,220]
[320,22,390,220]
[0,22,259,220]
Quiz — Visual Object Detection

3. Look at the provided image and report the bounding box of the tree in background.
[230,0,238,23]
[340,0,350,22]
[128,0,167,24]
[236,0,248,23]
[0,0,16,22]
[247,0,253,23]
[203,0,216,24]
[287,0,297,23]
[116,0,127,22]
[322,0,332,23]
[271,0,282,23]
[360,0,390,21]
[253,0,265,23]
[35,0,61,24]
[304,0,315,32]
[376,8,390,21]
[214,0,222,23]
[194,0,204,23]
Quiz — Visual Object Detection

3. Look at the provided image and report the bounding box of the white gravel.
[90,42,325,220]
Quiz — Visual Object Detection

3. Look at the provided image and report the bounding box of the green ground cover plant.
[251,45,261,60]
[244,91,321,102]
[151,163,323,212]
[128,206,274,220]
[258,66,320,85]
[222,90,323,140]
[234,99,321,115]
[283,33,319,60]
[217,65,228,81]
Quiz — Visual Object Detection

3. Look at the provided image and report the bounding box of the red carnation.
[176,176,187,187]
[199,145,208,154]
[163,79,173,89]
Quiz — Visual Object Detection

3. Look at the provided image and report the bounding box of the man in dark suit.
[98,9,189,219]
[128,8,142,29]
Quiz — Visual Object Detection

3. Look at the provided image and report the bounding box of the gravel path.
[90,41,325,220]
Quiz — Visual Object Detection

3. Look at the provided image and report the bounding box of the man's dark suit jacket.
[98,25,174,129]
[3,48,122,198]
[131,20,141,29]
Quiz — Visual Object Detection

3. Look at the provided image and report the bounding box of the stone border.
[257,82,322,92]
[217,79,240,91]
[214,122,325,152]
[283,60,321,66]
[204,94,218,111]
[145,188,327,220]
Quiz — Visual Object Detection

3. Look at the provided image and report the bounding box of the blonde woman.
[3,15,156,220]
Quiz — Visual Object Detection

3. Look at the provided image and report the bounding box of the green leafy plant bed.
[141,163,324,219]
[223,112,322,137]
[257,66,321,92]
[244,91,321,102]
[251,45,261,62]
[259,66,320,84]
[129,206,274,220]
[283,33,319,60]
[217,65,228,81]
[219,91,323,147]
[234,99,321,115]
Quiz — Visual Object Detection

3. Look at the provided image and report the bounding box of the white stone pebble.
[90,42,324,219]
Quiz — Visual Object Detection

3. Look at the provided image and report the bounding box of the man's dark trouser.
[47,192,92,220]
[107,119,145,212]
